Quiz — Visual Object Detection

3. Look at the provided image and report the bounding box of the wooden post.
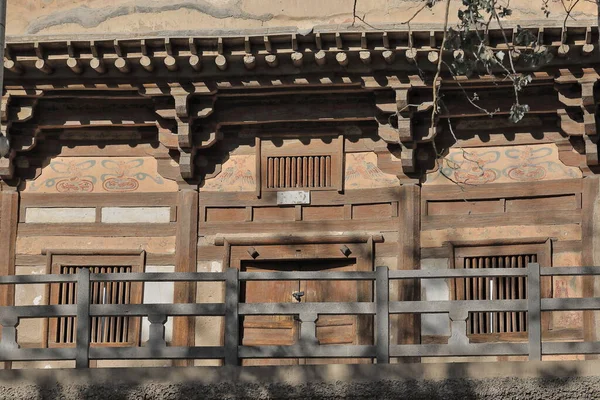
[582,176,599,359]
[0,188,18,370]
[173,188,199,366]
[397,183,421,362]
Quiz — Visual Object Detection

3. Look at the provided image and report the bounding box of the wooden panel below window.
[505,195,579,213]
[302,206,344,221]
[352,203,392,220]
[253,207,296,222]
[205,207,247,222]
[427,200,504,215]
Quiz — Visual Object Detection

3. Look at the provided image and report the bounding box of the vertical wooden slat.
[527,262,542,361]
[475,257,482,334]
[518,256,525,332]
[499,256,505,334]
[511,256,518,332]
[296,157,302,187]
[75,268,91,368]
[111,268,118,342]
[123,269,131,343]
[376,266,390,364]
[465,257,472,334]
[290,156,296,188]
[90,267,100,342]
[65,267,73,343]
[308,156,313,187]
[267,157,273,188]
[326,156,331,187]
[485,256,491,333]
[279,157,285,188]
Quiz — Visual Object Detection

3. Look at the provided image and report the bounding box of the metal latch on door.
[292,291,305,302]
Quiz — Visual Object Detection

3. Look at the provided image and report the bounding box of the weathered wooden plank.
[199,187,401,207]
[422,210,581,230]
[17,223,177,237]
[20,193,178,207]
[0,189,18,369]
[173,189,199,367]
[199,219,397,236]
[422,179,582,201]
[582,176,599,359]
[196,245,225,261]
[421,240,582,260]
[396,184,420,362]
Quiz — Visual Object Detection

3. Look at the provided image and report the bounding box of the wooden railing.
[1,264,600,367]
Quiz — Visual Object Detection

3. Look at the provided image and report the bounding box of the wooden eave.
[3,21,598,81]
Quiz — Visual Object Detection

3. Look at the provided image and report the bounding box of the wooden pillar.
[0,187,18,369]
[582,176,599,359]
[173,188,199,366]
[397,183,421,362]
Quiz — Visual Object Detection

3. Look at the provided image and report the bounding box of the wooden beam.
[397,183,421,362]
[265,54,278,68]
[189,55,202,71]
[215,55,227,71]
[66,57,82,74]
[0,189,18,370]
[291,52,303,67]
[164,55,178,71]
[90,57,105,74]
[140,55,154,72]
[115,57,130,73]
[35,58,53,74]
[243,54,256,70]
[173,188,199,366]
[582,176,599,360]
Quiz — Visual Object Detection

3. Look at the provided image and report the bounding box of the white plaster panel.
[421,258,451,336]
[141,265,174,343]
[101,207,171,223]
[15,266,46,345]
[25,207,96,223]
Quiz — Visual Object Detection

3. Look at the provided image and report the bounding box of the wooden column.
[173,188,199,366]
[0,187,18,370]
[582,175,599,359]
[397,183,421,362]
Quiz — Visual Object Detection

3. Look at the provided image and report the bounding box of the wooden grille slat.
[463,253,536,335]
[57,265,132,344]
[266,155,332,189]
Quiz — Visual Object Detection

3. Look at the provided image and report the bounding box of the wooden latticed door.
[240,259,372,366]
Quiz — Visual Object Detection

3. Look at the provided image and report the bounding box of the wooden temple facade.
[1,21,600,368]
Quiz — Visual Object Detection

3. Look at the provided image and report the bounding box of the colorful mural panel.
[202,155,256,192]
[345,152,398,189]
[425,144,582,185]
[25,157,177,193]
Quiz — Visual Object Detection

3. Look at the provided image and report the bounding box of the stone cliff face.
[7,0,597,37]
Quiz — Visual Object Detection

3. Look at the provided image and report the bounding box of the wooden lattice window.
[452,242,552,338]
[266,155,332,189]
[45,251,144,347]
[55,266,133,344]
[259,136,343,192]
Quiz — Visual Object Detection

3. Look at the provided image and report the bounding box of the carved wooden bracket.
[555,68,598,168]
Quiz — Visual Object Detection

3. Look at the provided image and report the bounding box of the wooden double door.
[241,259,372,365]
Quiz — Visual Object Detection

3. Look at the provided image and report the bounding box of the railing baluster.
[224,268,239,366]
[148,314,168,349]
[298,313,318,345]
[527,262,542,361]
[0,313,19,351]
[376,266,389,364]
[76,268,91,368]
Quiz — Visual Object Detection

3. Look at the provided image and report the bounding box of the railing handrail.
[2,263,600,367]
